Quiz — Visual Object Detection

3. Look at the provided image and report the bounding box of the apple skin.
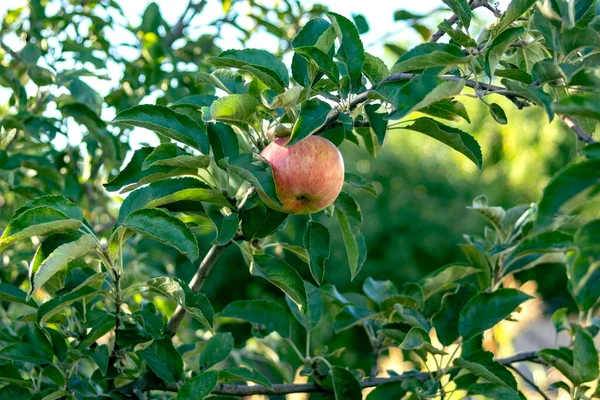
[259,135,345,214]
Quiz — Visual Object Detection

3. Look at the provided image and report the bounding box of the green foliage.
[0,0,599,399]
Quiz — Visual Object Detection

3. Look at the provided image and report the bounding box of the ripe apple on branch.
[259,135,345,214]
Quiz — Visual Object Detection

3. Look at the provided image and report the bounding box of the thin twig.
[507,364,551,400]
[165,245,228,335]
[165,187,254,336]
[164,0,207,47]
[138,351,543,395]
[317,73,596,144]
[430,0,501,43]
[559,114,597,144]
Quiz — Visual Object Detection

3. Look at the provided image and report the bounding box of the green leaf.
[218,299,290,336]
[432,284,478,346]
[219,153,283,207]
[199,333,234,370]
[288,99,332,146]
[208,94,259,126]
[139,338,183,384]
[178,371,218,400]
[391,43,467,73]
[401,78,466,120]
[114,105,210,154]
[334,305,377,332]
[286,281,322,331]
[394,10,424,20]
[363,104,388,149]
[0,207,83,253]
[104,147,196,193]
[335,192,367,280]
[38,285,103,325]
[144,152,210,170]
[501,79,554,120]
[344,173,378,197]
[332,366,362,400]
[78,312,116,349]
[402,117,482,169]
[509,231,574,259]
[352,13,369,34]
[574,329,599,382]
[531,60,565,84]
[536,160,600,231]
[551,307,569,333]
[117,177,227,225]
[208,122,239,161]
[394,304,430,331]
[355,126,379,157]
[459,289,532,340]
[539,348,582,384]
[172,94,218,109]
[485,27,525,78]
[362,277,398,304]
[553,94,600,120]
[419,98,471,123]
[28,233,80,295]
[304,221,331,285]
[569,219,600,311]
[0,362,31,388]
[141,143,189,169]
[30,234,97,297]
[271,243,309,263]
[380,283,424,311]
[467,195,506,232]
[375,74,435,115]
[240,200,288,239]
[219,367,272,389]
[366,380,407,400]
[467,384,520,400]
[495,68,534,84]
[208,49,289,93]
[442,0,471,28]
[493,0,536,35]
[0,325,53,365]
[251,254,308,313]
[326,12,365,91]
[291,18,334,87]
[13,195,83,222]
[123,208,199,261]
[454,358,511,387]
[466,351,518,390]
[0,65,27,109]
[399,327,445,354]
[294,46,339,85]
[144,277,213,331]
[28,65,55,86]
[561,26,600,55]
[362,53,389,85]
[583,143,600,160]
[267,86,303,109]
[0,283,38,308]
[460,244,492,290]
[196,69,248,95]
[488,103,508,125]
[321,124,346,146]
[504,253,567,276]
[438,20,477,48]
[212,214,239,246]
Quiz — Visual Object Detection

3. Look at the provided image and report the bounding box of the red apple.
[259,135,345,214]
